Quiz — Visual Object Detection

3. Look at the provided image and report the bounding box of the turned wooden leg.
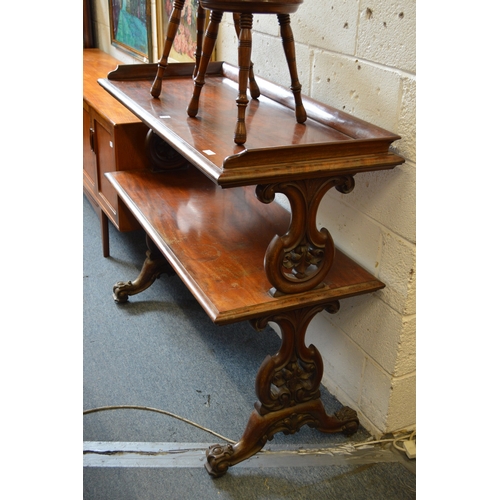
[151,0,186,98]
[113,235,175,303]
[234,13,253,145]
[188,10,223,118]
[204,302,360,477]
[277,13,306,124]
[193,4,206,78]
[233,13,260,99]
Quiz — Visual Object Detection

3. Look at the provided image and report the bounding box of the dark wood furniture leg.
[188,10,224,118]
[100,210,110,258]
[277,13,306,124]
[234,13,253,145]
[205,301,359,477]
[112,234,175,303]
[194,3,207,77]
[151,0,187,98]
[233,13,260,99]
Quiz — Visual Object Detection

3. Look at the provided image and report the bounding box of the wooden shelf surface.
[99,62,404,187]
[106,166,384,325]
[84,49,143,125]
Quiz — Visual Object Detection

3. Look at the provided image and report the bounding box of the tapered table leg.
[233,13,253,145]
[188,10,223,118]
[277,13,306,124]
[193,4,206,78]
[205,301,359,477]
[151,0,186,98]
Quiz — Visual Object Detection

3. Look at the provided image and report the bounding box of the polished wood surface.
[96,54,399,477]
[100,62,404,186]
[84,49,142,124]
[106,166,384,325]
[152,0,305,144]
[201,0,303,13]
[187,3,306,144]
[83,49,150,256]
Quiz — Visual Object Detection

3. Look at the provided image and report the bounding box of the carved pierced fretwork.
[251,304,332,414]
[256,175,355,295]
[204,302,359,477]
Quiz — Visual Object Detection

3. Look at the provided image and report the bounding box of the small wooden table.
[98,61,404,476]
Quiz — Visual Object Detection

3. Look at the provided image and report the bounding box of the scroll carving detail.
[205,302,359,477]
[251,303,339,415]
[256,175,355,295]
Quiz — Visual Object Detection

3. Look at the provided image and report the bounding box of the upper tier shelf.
[99,62,404,187]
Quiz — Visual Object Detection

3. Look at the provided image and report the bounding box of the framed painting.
[156,0,213,62]
[109,0,154,61]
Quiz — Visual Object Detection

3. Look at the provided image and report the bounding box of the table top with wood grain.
[84,49,142,125]
[99,61,404,187]
[106,166,384,325]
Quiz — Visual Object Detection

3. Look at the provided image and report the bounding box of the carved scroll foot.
[204,301,359,477]
[113,235,174,303]
[205,399,359,478]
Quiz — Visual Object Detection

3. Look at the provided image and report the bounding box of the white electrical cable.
[83,404,415,456]
[83,405,237,444]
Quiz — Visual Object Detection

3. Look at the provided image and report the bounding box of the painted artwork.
[157,0,200,62]
[109,0,153,61]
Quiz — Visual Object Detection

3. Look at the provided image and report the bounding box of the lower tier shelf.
[106,165,384,325]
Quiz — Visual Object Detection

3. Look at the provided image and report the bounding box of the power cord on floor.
[83,404,416,458]
[392,430,416,459]
[83,405,237,444]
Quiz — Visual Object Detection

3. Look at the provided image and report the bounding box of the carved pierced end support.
[203,302,360,477]
[256,176,355,295]
[113,236,175,303]
[251,304,337,416]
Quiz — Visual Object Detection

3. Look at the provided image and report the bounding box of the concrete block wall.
[90,0,416,437]
[216,1,416,437]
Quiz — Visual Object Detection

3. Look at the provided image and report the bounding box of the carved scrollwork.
[334,407,360,436]
[267,412,320,438]
[203,303,357,476]
[335,174,356,194]
[205,444,235,477]
[256,175,355,295]
[251,302,340,415]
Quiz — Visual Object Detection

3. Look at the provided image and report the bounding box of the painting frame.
[156,0,214,63]
[109,0,154,62]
